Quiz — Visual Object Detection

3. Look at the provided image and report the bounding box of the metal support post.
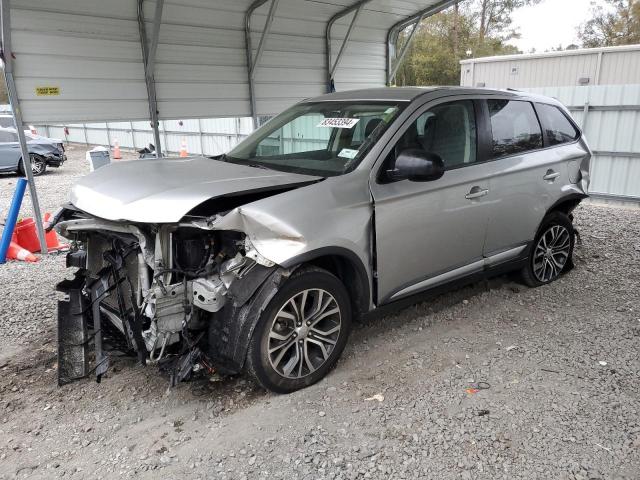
[1,0,47,253]
[386,0,458,85]
[325,0,370,93]
[245,0,279,129]
[137,0,164,157]
[388,18,421,85]
[198,118,205,154]
[582,102,590,133]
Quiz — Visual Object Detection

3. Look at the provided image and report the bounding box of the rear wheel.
[18,154,47,177]
[246,267,351,393]
[521,211,574,287]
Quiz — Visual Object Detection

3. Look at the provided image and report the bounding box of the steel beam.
[245,0,278,129]
[137,0,163,157]
[0,0,48,253]
[387,18,421,85]
[386,0,459,85]
[325,0,370,92]
[146,0,165,74]
[250,0,279,79]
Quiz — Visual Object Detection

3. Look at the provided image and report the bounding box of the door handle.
[465,186,489,200]
[543,170,560,181]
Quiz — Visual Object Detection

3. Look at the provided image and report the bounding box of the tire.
[521,211,575,287]
[18,154,47,177]
[246,266,352,393]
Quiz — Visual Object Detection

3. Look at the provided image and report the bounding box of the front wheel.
[521,211,574,287]
[246,267,352,393]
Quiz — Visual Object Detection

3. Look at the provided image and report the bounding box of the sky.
[508,0,607,52]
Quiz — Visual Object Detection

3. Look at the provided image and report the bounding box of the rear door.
[370,97,492,303]
[0,130,22,171]
[480,98,580,261]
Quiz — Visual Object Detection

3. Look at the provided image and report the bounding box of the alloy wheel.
[31,157,45,175]
[533,224,571,282]
[268,288,341,379]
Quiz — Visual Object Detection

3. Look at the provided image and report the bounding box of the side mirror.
[387,149,445,182]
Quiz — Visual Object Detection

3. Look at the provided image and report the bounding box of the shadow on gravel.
[90,273,520,398]
[1,270,521,416]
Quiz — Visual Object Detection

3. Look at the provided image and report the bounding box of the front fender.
[207,266,297,374]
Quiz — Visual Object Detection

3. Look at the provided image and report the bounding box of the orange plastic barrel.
[14,213,66,253]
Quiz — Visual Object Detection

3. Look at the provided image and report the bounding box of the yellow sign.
[35,86,60,96]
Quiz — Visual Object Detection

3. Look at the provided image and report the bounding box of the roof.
[304,87,438,102]
[460,43,640,65]
[303,85,546,103]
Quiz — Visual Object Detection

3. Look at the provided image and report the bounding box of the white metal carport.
[1,0,458,252]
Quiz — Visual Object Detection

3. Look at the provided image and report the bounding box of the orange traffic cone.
[112,139,122,160]
[7,241,38,262]
[179,138,188,158]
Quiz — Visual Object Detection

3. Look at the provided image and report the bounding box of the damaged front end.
[54,208,288,387]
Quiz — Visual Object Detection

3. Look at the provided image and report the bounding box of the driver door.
[370,98,492,304]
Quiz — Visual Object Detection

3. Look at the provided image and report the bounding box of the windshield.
[225,101,404,176]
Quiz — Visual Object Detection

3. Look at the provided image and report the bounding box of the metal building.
[460,45,640,89]
[460,45,640,203]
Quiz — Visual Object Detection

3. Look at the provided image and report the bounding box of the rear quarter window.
[535,103,580,146]
[487,99,542,158]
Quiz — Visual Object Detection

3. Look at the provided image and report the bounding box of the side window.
[488,100,542,158]
[535,103,579,146]
[394,100,477,170]
[0,130,17,142]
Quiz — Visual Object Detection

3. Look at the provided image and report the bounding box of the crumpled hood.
[70,156,319,223]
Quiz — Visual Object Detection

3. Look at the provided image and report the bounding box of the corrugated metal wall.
[460,45,640,88]
[39,117,255,156]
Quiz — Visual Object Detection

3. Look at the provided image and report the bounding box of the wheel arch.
[545,193,588,219]
[279,247,372,317]
[208,253,369,375]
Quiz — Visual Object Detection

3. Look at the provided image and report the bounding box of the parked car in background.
[0,127,66,176]
[52,87,590,393]
[0,113,38,135]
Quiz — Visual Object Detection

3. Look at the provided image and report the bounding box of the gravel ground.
[0,146,639,480]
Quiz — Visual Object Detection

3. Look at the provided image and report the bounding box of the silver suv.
[54,87,590,393]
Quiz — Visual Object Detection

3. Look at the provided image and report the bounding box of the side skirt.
[367,248,530,321]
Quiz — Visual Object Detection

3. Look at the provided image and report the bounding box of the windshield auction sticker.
[338,148,358,159]
[317,118,360,129]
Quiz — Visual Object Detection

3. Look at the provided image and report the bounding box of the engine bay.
[54,207,280,386]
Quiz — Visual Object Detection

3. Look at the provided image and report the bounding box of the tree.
[578,0,640,47]
[395,0,526,86]
[476,0,541,44]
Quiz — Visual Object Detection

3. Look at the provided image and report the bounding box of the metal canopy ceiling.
[3,0,457,126]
